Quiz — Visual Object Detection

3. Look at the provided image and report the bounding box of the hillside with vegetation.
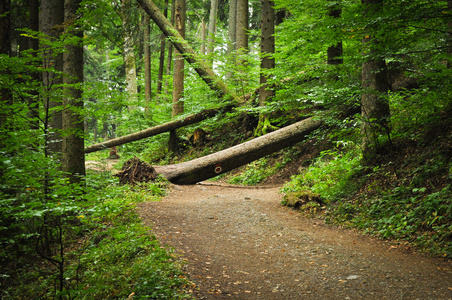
[1,0,451,298]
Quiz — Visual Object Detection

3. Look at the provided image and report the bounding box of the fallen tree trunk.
[137,0,239,102]
[154,116,323,184]
[84,106,232,153]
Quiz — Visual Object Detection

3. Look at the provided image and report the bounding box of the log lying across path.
[84,106,233,153]
[154,116,322,184]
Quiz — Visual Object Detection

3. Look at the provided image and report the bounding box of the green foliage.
[57,179,189,300]
[0,22,190,297]
[68,223,189,299]
[228,158,276,185]
[350,184,452,258]
[1,164,191,298]
[282,145,362,202]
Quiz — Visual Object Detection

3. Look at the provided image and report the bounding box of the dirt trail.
[137,183,452,299]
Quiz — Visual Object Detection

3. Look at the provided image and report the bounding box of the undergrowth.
[281,139,452,258]
[1,173,193,299]
[228,158,279,185]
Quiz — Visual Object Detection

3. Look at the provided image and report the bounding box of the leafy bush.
[228,158,277,185]
[282,145,362,202]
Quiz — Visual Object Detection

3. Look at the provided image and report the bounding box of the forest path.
[137,183,452,299]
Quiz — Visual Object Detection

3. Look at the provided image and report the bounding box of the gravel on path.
[137,183,452,299]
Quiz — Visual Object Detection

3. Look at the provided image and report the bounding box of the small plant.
[282,145,362,202]
[228,158,275,185]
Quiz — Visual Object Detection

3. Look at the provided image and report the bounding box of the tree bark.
[361,0,390,153]
[156,0,169,95]
[207,0,219,67]
[172,0,185,118]
[259,5,275,104]
[143,11,152,114]
[236,0,248,53]
[255,0,276,136]
[138,0,239,102]
[0,0,12,132]
[447,0,452,69]
[154,116,323,184]
[62,0,85,183]
[164,0,175,96]
[84,105,234,153]
[40,0,64,161]
[200,18,207,55]
[226,0,237,79]
[327,0,343,65]
[169,0,186,153]
[121,0,138,109]
[26,0,40,130]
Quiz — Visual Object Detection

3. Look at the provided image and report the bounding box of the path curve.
[137,183,452,299]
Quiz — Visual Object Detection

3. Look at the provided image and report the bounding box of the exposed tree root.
[114,157,157,185]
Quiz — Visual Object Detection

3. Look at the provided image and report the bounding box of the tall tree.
[447,0,452,68]
[143,11,152,114]
[25,0,39,130]
[156,0,169,96]
[0,0,10,58]
[327,0,343,65]
[207,0,219,67]
[200,2,207,55]
[121,0,138,109]
[255,0,276,136]
[226,0,237,79]
[168,0,186,153]
[41,0,65,161]
[0,0,12,131]
[361,0,390,154]
[236,0,248,53]
[164,0,176,96]
[62,0,85,183]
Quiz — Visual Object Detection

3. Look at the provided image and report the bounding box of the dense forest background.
[0,0,451,298]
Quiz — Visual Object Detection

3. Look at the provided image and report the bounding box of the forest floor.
[137,182,452,300]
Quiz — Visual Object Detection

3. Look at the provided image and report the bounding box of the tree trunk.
[84,105,234,153]
[169,0,186,153]
[121,0,138,110]
[164,0,175,96]
[154,116,323,184]
[236,0,248,53]
[327,0,343,65]
[226,0,237,79]
[200,18,207,55]
[447,0,451,68]
[62,0,85,183]
[207,0,219,67]
[40,0,64,161]
[172,0,185,118]
[255,0,276,136]
[0,0,12,133]
[361,0,390,153]
[138,0,239,102]
[156,0,169,96]
[143,11,152,115]
[27,0,40,130]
